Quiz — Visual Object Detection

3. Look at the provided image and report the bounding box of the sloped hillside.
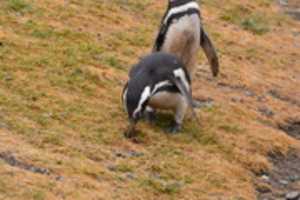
[0,0,299,199]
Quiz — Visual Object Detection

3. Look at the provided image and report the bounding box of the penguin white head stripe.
[168,0,197,8]
[164,1,199,24]
[173,68,190,91]
[133,86,151,119]
[122,52,198,137]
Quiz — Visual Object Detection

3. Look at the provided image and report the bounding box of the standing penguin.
[122,52,199,138]
[153,0,219,77]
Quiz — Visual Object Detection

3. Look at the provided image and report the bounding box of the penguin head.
[122,81,151,124]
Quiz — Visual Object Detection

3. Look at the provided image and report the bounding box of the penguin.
[122,52,199,138]
[152,0,219,78]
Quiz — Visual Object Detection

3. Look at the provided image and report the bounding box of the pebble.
[107,165,117,172]
[278,0,288,6]
[279,180,289,186]
[127,151,144,157]
[115,152,127,158]
[261,175,270,182]
[285,191,300,200]
[245,90,256,97]
[114,151,144,158]
[289,175,300,182]
[193,99,214,109]
[231,97,244,103]
[55,176,64,182]
[125,172,136,180]
[258,106,275,117]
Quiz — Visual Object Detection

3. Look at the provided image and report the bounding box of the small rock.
[285,191,300,200]
[258,106,275,117]
[107,165,117,172]
[231,97,244,103]
[261,175,270,182]
[29,167,50,175]
[114,151,144,158]
[289,175,300,182]
[279,180,289,186]
[193,99,214,109]
[245,90,256,97]
[125,173,136,180]
[278,0,288,6]
[115,152,126,158]
[127,151,144,158]
[56,176,64,181]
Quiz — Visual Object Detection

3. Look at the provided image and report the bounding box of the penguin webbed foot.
[124,122,137,138]
[167,121,182,134]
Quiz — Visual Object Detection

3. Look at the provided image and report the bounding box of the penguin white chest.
[163,14,201,52]
[148,92,186,111]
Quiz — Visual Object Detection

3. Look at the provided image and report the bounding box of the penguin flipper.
[200,28,219,77]
[153,24,168,52]
[171,77,200,125]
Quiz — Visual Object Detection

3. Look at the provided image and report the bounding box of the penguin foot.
[124,123,136,138]
[167,122,182,134]
[124,130,135,138]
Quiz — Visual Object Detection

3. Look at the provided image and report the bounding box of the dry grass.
[0,0,300,199]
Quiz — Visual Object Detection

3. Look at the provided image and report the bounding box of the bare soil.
[257,151,300,200]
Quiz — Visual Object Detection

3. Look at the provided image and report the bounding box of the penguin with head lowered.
[122,52,199,138]
[153,0,219,78]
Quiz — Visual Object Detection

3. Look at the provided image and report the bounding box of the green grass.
[7,0,31,12]
[141,178,183,195]
[240,16,270,35]
[219,124,244,134]
[221,6,270,35]
[32,190,46,200]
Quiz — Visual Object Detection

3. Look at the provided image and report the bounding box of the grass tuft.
[240,16,270,35]
[8,0,31,12]
[221,6,270,35]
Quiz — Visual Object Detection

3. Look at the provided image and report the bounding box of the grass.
[31,190,46,200]
[240,16,270,35]
[141,178,183,195]
[221,5,270,35]
[0,0,299,199]
[7,0,31,12]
